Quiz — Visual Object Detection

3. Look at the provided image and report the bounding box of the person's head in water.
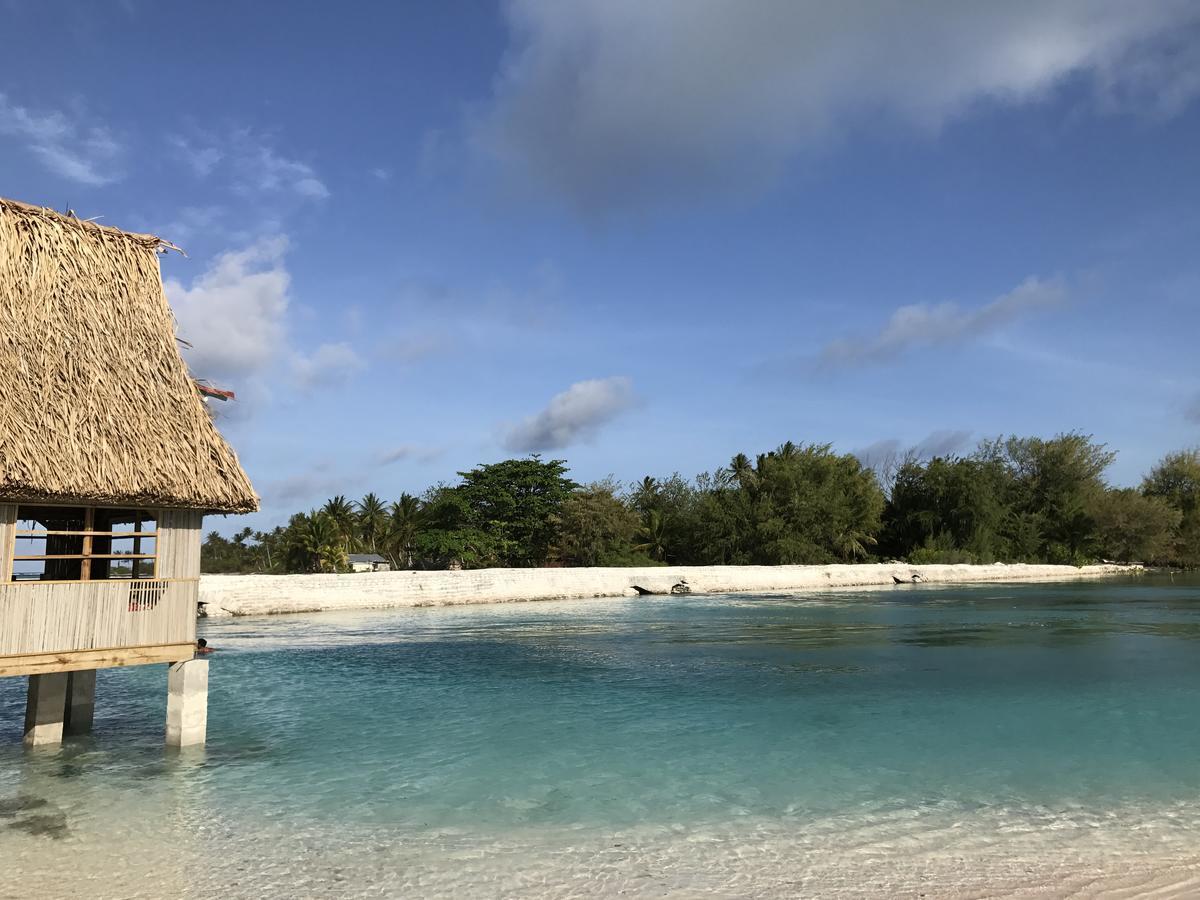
[197,638,207,648]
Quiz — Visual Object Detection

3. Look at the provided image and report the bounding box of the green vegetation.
[202,437,1200,573]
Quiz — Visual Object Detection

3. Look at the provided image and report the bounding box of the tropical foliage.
[202,437,1200,573]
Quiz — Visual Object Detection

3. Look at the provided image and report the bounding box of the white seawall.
[198,563,1139,618]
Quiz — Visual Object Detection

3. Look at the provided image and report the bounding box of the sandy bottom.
[5,795,1200,899]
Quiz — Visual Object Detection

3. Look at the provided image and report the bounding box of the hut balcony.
[0,504,201,677]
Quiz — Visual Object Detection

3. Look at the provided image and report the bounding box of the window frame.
[10,506,159,583]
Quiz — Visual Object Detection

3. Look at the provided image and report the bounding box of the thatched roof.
[0,197,258,513]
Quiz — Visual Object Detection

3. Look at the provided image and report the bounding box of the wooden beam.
[0,643,194,678]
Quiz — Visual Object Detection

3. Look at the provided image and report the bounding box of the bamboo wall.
[158,509,203,580]
[0,579,194,655]
[0,504,14,579]
[0,505,203,661]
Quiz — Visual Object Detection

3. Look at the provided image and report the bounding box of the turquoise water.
[3,576,1200,897]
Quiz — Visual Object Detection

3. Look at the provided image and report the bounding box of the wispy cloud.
[168,127,329,200]
[168,134,223,177]
[0,92,123,186]
[503,376,636,452]
[165,237,292,382]
[819,276,1066,369]
[855,429,975,471]
[474,1,1200,212]
[291,342,367,391]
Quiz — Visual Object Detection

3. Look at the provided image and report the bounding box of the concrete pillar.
[166,659,208,748]
[23,673,68,748]
[64,669,97,735]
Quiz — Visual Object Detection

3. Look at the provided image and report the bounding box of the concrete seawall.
[198,563,1139,618]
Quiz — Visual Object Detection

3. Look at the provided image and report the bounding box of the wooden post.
[24,673,68,747]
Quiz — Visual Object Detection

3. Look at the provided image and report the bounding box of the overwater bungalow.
[0,197,256,747]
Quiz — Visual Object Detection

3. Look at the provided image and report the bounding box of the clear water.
[3,576,1200,898]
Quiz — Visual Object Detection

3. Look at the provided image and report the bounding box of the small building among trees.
[0,197,257,747]
[347,553,391,573]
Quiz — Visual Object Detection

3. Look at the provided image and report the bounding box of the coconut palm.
[634,508,667,561]
[628,475,659,515]
[385,493,423,568]
[356,492,388,553]
[833,528,877,562]
[322,495,357,551]
[728,453,756,489]
[295,510,347,573]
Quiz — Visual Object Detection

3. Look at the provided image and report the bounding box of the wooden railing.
[0,579,196,656]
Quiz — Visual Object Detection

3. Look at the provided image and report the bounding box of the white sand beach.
[199,562,1139,618]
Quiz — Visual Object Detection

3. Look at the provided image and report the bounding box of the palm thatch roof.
[0,197,258,513]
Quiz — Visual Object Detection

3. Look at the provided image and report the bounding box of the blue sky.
[3,1,1199,531]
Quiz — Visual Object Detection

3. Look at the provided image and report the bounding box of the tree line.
[201,436,1200,574]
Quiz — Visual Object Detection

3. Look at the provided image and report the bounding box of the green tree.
[356,492,388,554]
[1142,449,1200,567]
[882,455,1011,562]
[644,473,706,563]
[1090,488,1180,564]
[633,508,668,561]
[454,456,578,566]
[997,433,1115,563]
[557,479,648,566]
[201,526,262,573]
[321,495,358,553]
[748,443,885,564]
[413,486,502,568]
[628,476,660,514]
[385,493,423,568]
[287,510,347,573]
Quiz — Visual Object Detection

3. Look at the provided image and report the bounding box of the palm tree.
[776,440,799,460]
[630,476,659,514]
[728,453,756,488]
[356,492,388,554]
[833,528,877,562]
[634,509,667,561]
[322,495,357,551]
[296,511,347,573]
[386,493,423,568]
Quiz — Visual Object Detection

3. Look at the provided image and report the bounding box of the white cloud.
[168,128,329,200]
[167,134,223,177]
[819,276,1066,369]
[0,92,123,185]
[475,1,1200,210]
[250,143,330,199]
[291,342,367,391]
[165,237,291,382]
[855,430,975,471]
[503,376,636,452]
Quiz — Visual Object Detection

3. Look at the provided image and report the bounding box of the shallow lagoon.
[3,576,1200,897]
